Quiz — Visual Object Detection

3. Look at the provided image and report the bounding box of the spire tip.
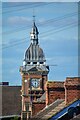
[33,8,36,23]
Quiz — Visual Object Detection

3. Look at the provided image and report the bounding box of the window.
[26,102,29,112]
[33,62,37,64]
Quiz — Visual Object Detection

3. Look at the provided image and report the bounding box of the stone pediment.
[20,65,49,74]
[27,66,42,72]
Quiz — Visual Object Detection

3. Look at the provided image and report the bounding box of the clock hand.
[35,82,36,87]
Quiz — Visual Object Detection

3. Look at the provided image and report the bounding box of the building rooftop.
[0,82,9,86]
[47,81,64,88]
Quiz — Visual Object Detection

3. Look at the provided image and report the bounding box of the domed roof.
[25,43,45,62]
[24,18,46,65]
[38,47,45,59]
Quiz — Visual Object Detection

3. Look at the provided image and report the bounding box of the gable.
[25,65,49,73]
[28,67,38,72]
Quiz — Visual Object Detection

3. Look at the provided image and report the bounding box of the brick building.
[31,77,80,120]
[46,81,65,105]
[64,77,80,104]
[0,77,80,120]
[47,77,80,105]
[20,16,49,119]
[20,16,80,120]
[0,17,80,120]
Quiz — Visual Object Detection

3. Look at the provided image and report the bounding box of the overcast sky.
[1,2,78,85]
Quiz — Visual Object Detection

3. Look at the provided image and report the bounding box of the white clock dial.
[31,79,39,88]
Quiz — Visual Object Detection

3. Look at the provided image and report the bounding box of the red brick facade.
[20,69,49,120]
[21,73,47,113]
[1,77,80,118]
[64,77,80,104]
[22,74,80,115]
[32,77,80,116]
[46,78,80,107]
[46,81,65,105]
[32,102,46,116]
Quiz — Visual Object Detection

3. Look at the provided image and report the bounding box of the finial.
[33,15,35,23]
[33,8,35,23]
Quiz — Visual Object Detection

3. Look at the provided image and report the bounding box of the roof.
[65,77,80,86]
[25,44,45,63]
[47,81,64,88]
[20,65,49,74]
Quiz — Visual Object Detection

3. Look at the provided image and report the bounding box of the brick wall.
[21,73,48,113]
[46,81,65,105]
[48,88,65,104]
[22,73,47,91]
[32,102,46,116]
[2,86,21,116]
[64,77,80,104]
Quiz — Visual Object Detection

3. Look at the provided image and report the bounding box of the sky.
[1,2,78,85]
[1,1,80,2]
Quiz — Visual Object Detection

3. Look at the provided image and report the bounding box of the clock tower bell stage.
[20,17,49,119]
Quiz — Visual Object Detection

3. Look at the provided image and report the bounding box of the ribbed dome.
[25,43,45,64]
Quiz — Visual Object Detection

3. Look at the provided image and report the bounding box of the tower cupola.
[23,16,46,65]
[30,16,39,45]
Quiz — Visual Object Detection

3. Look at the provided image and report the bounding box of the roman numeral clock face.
[31,79,40,88]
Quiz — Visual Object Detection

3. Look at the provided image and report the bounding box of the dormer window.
[33,62,37,64]
[27,62,30,65]
[40,62,43,64]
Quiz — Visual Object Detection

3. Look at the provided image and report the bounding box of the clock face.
[31,79,40,88]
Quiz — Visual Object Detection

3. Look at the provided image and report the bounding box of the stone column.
[46,82,49,107]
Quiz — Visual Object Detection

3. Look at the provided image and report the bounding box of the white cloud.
[10,68,18,74]
[8,16,32,25]
[7,16,47,27]
[3,57,19,64]
[38,18,46,23]
[46,56,78,66]
[2,39,10,46]
[40,35,78,44]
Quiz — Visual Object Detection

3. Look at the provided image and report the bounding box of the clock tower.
[20,17,49,120]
